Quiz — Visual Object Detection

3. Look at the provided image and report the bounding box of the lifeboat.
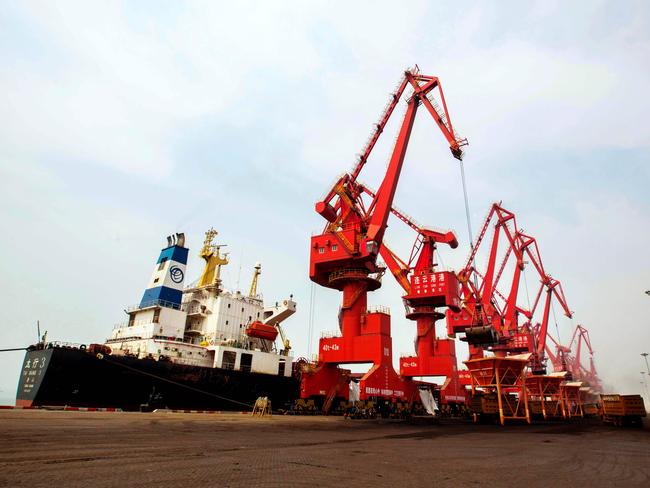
[245,321,278,341]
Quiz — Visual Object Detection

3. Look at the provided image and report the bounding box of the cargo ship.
[16,229,300,411]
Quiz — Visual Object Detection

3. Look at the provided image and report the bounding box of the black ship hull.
[16,347,300,411]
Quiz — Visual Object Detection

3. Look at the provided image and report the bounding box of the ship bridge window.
[153,309,160,323]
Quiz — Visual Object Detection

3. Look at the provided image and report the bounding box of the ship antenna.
[37,320,41,343]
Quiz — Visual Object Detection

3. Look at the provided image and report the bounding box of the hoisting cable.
[458,158,478,290]
[551,300,561,346]
[435,248,446,270]
[522,267,532,311]
[307,282,316,358]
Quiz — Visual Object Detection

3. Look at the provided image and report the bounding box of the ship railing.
[183,305,209,315]
[321,330,342,339]
[113,319,158,330]
[153,335,187,342]
[105,336,143,343]
[124,299,182,312]
[47,340,86,349]
[168,356,210,367]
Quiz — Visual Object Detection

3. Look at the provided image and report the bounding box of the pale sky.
[1,0,649,404]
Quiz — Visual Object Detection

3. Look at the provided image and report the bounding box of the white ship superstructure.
[108,229,296,377]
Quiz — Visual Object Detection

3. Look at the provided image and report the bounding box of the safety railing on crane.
[321,330,342,339]
[328,268,384,284]
[367,305,391,315]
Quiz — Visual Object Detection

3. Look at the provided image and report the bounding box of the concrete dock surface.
[1,410,648,487]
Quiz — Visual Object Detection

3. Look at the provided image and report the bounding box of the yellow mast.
[197,228,229,289]
[248,262,262,298]
[277,324,291,355]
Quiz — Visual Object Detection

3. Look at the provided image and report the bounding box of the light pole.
[642,353,650,375]
[641,372,650,405]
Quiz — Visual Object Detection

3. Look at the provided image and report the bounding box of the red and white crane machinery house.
[300,67,467,410]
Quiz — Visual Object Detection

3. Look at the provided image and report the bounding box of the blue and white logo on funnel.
[170,266,184,284]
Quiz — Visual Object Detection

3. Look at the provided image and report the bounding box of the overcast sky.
[1,1,649,404]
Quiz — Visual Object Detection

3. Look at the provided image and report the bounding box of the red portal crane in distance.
[546,324,602,391]
[301,67,468,409]
[447,202,572,373]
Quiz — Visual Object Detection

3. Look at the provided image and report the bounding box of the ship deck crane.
[301,67,467,409]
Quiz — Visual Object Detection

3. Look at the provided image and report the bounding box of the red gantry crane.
[447,203,530,355]
[446,202,572,372]
[546,324,602,391]
[378,217,466,405]
[300,67,467,410]
[446,203,575,424]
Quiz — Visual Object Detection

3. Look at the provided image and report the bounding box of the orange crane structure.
[546,324,602,392]
[377,218,466,405]
[300,67,467,411]
[446,202,572,371]
[446,203,577,423]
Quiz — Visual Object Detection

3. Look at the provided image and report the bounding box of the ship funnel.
[140,232,189,309]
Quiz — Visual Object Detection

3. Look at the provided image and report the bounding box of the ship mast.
[248,263,262,298]
[197,228,229,291]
